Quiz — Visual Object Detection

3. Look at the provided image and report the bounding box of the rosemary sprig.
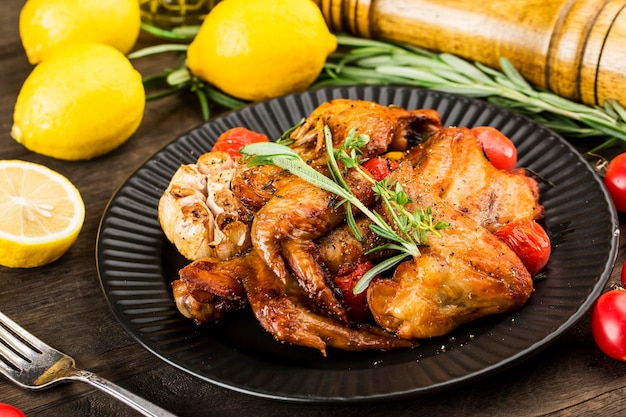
[241,126,448,294]
[331,129,449,249]
[315,35,626,151]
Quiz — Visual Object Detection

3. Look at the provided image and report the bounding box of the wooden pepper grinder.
[313,0,626,106]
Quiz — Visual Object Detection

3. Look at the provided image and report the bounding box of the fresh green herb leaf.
[276,118,306,145]
[352,253,412,294]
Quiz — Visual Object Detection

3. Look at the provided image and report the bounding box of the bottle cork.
[314,0,626,106]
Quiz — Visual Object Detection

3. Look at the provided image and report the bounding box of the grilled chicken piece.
[231,164,293,212]
[289,99,442,167]
[402,126,543,231]
[367,127,537,339]
[172,250,414,354]
[173,257,249,323]
[368,198,533,339]
[240,250,415,356]
[251,170,378,323]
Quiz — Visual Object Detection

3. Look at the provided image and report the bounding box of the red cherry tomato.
[494,219,551,276]
[591,288,626,361]
[603,152,626,212]
[361,156,399,181]
[211,127,269,159]
[471,126,518,171]
[334,260,376,322]
[0,404,26,417]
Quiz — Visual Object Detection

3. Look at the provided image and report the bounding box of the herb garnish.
[241,126,449,294]
[130,31,626,151]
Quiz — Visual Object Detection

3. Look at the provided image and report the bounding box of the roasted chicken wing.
[240,251,414,356]
[173,256,248,323]
[289,99,442,166]
[367,127,537,338]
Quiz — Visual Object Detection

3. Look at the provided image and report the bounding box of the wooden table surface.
[1,1,626,416]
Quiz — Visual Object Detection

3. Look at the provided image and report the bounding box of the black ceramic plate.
[96,85,619,403]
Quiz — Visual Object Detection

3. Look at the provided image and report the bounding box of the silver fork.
[0,311,176,417]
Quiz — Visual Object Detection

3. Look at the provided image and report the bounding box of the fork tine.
[0,311,45,369]
[0,324,27,368]
[0,311,46,351]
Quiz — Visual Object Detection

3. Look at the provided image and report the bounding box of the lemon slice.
[0,160,85,268]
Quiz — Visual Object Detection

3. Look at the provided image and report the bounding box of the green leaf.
[204,85,247,110]
[499,57,534,92]
[334,66,405,84]
[352,253,411,294]
[240,142,300,159]
[435,68,474,85]
[432,85,498,97]
[127,43,189,59]
[608,99,626,123]
[439,53,494,84]
[166,68,191,86]
[140,23,198,41]
[376,66,448,84]
[345,205,364,242]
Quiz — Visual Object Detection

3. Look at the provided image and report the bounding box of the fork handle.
[73,370,177,417]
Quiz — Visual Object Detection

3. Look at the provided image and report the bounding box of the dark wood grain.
[313,0,626,107]
[1,1,625,416]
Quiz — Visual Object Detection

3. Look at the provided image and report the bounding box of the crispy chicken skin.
[240,251,415,356]
[367,127,536,339]
[368,199,533,339]
[401,126,543,231]
[173,257,248,323]
[251,171,377,323]
[231,164,292,212]
[289,99,442,166]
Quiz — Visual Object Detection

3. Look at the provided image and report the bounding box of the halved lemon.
[0,160,85,268]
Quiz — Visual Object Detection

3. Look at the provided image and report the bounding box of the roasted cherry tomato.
[211,127,269,159]
[334,260,376,322]
[361,156,399,181]
[494,219,551,276]
[591,288,626,361]
[603,152,626,212]
[0,404,26,417]
[471,126,518,171]
[621,261,626,287]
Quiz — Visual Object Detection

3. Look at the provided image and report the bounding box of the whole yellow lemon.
[19,0,141,65]
[186,0,337,102]
[11,43,145,161]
